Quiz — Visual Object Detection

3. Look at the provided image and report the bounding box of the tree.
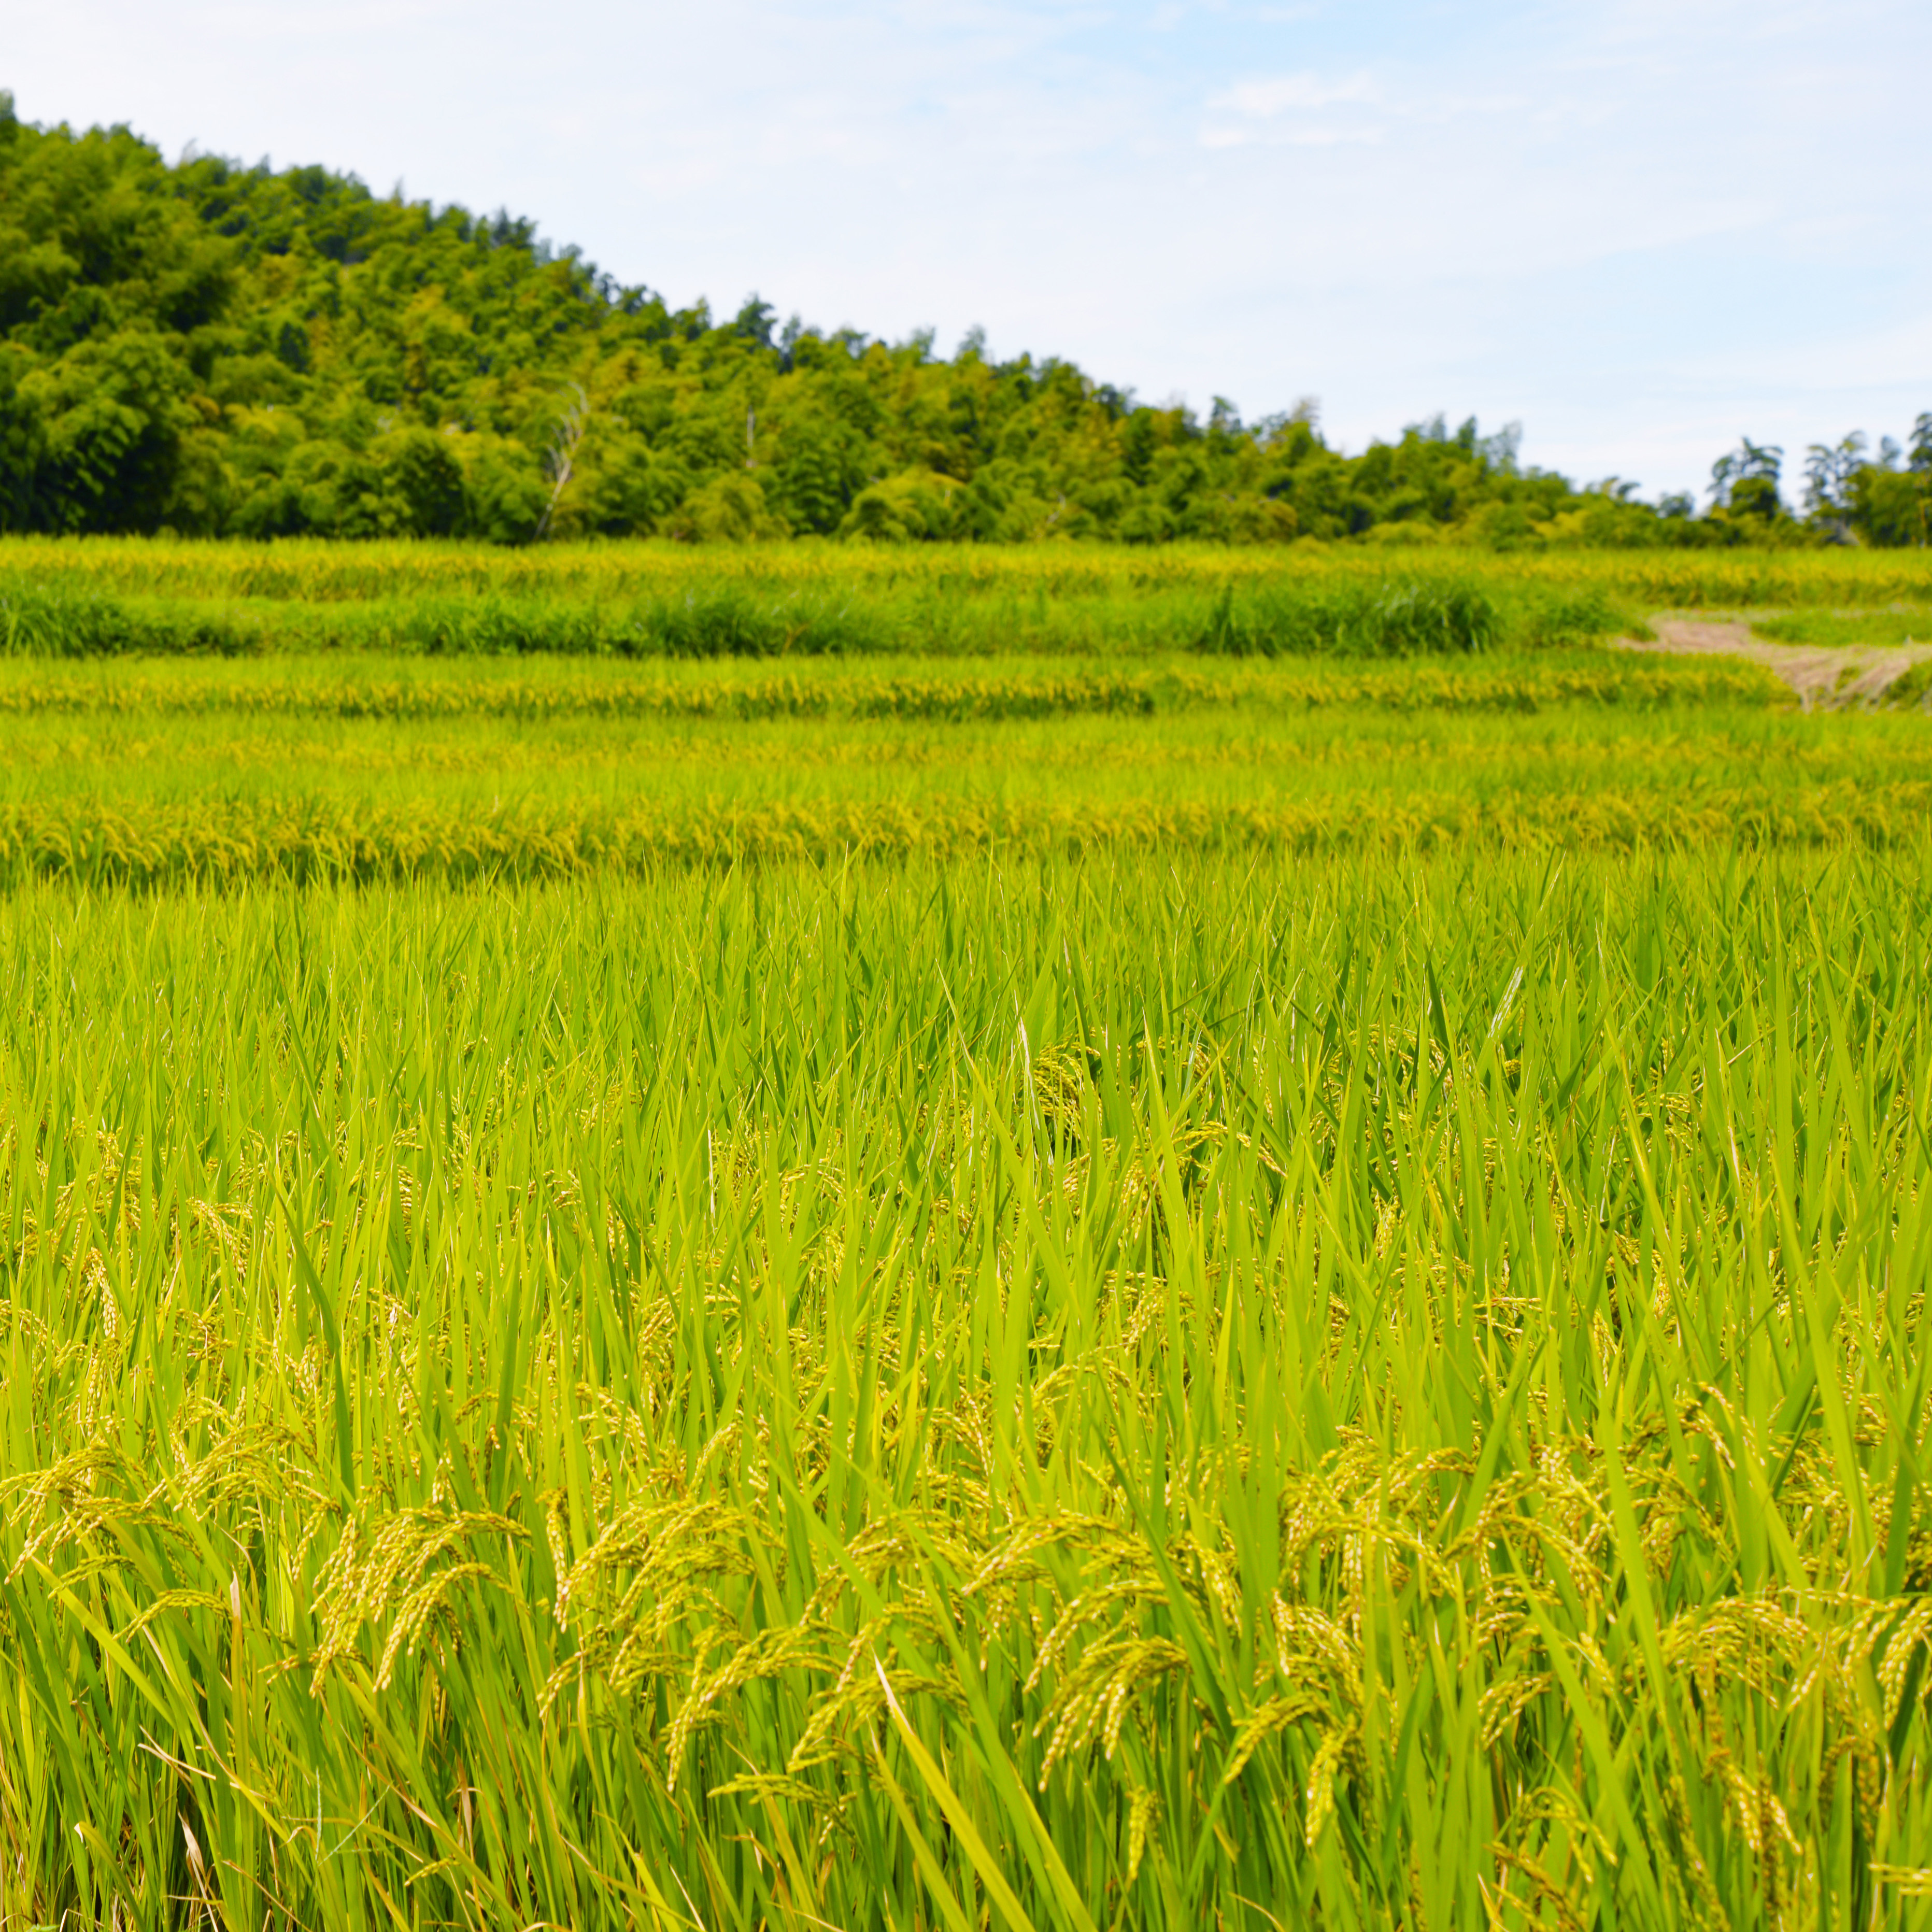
[1802,432,1866,539]
[1909,414,1932,545]
[1709,437,1783,512]
[1850,465,1925,547]
[0,94,1910,546]
[25,329,190,532]
[0,343,45,529]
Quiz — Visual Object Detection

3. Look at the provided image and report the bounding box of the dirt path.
[1615,617,1932,709]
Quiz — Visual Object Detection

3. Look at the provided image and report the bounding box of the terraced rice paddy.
[4,541,1932,1930]
[0,644,1927,885]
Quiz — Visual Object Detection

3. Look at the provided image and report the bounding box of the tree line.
[1,94,1926,548]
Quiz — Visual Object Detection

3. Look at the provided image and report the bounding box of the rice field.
[3,540,1929,666]
[5,541,1932,1930]
[5,535,1931,608]
[0,642,1927,887]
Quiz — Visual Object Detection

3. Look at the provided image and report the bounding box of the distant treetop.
[0,95,1922,547]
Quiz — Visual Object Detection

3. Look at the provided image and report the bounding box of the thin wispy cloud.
[1211,70,1380,116]
[1200,69,1381,147]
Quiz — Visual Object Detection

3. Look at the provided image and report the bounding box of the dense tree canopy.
[0,94,1925,547]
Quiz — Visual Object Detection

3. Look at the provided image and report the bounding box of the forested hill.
[1,94,1925,547]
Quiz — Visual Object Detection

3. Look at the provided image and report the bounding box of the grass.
[3,646,1932,886]
[4,536,1931,607]
[6,854,1932,1931]
[0,574,1522,661]
[1753,609,1932,650]
[5,537,1932,1929]
[0,541,1926,665]
[0,648,1788,721]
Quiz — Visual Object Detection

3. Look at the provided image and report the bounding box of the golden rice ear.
[2,816,1925,1927]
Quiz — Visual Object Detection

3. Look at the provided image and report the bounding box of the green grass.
[1753,608,1932,650]
[5,535,1932,607]
[4,646,1932,887]
[0,539,1927,666]
[6,854,1932,1930]
[0,572,1530,660]
[0,647,1787,720]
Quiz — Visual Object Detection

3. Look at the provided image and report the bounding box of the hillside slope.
[0,93,1877,547]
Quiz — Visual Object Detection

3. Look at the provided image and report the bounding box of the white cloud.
[1212,71,1380,117]
[4,0,1927,495]
[1200,68,1382,146]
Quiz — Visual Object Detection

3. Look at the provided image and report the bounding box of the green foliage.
[1516,584,1621,647]
[1191,577,1501,656]
[1852,467,1931,549]
[1726,475,1784,521]
[1789,421,1932,549]
[1,93,1918,548]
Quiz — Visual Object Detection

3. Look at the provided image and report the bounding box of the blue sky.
[6,0,1927,497]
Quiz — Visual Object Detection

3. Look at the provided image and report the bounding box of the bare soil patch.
[1615,617,1932,709]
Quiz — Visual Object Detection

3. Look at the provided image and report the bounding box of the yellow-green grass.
[5,853,1932,1930]
[0,649,1928,883]
[7,786,1932,888]
[6,536,1932,607]
[3,542,1930,668]
[11,692,1868,809]
[1753,609,1932,650]
[0,649,1785,721]
[0,570,1575,660]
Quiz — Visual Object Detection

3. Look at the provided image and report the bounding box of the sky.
[4,0,1927,499]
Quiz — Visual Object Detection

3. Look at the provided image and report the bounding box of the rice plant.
[0,655,1784,724]
[0,538,1926,665]
[4,850,1932,1929]
[1,535,1928,609]
[0,782,1924,888]
[3,534,1931,1928]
